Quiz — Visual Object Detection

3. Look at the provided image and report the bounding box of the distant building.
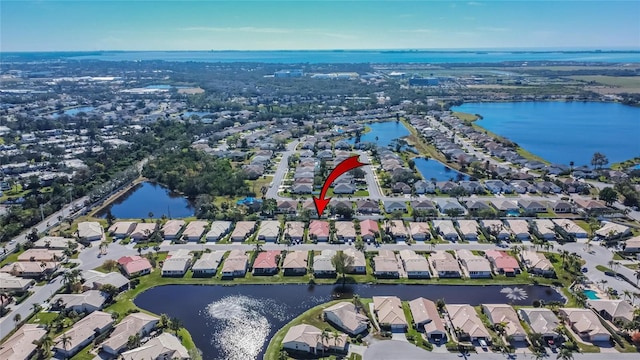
[275,69,304,78]
[409,77,439,86]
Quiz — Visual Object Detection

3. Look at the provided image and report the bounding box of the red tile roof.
[309,220,330,237]
[253,251,280,269]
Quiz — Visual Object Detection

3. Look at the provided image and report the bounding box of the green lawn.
[264,299,344,360]
[452,111,479,122]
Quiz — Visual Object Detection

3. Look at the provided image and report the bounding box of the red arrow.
[313,155,368,217]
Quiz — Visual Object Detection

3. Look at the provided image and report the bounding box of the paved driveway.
[363,340,430,360]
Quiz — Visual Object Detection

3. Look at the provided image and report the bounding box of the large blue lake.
[414,157,469,181]
[453,102,640,166]
[135,284,562,360]
[348,121,410,147]
[96,182,194,219]
[66,50,640,63]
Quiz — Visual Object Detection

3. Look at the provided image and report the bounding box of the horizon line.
[3,47,640,53]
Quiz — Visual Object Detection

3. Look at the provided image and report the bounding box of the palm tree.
[254,242,263,253]
[59,333,72,353]
[277,350,289,360]
[13,313,21,325]
[31,303,42,314]
[37,335,53,358]
[127,333,141,349]
[331,330,343,348]
[560,250,570,267]
[332,252,355,287]
[635,270,640,286]
[159,313,170,329]
[556,346,574,360]
[318,328,331,355]
[623,290,632,301]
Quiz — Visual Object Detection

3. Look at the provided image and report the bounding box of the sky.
[1,0,639,51]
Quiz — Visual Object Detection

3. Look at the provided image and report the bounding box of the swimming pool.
[583,289,600,300]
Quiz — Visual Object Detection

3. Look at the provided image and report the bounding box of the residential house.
[130,223,157,241]
[221,250,248,278]
[398,250,430,279]
[18,249,65,262]
[323,302,369,335]
[409,222,431,241]
[120,333,189,360]
[432,220,458,241]
[102,313,159,355]
[456,220,479,241]
[435,199,466,216]
[623,236,640,253]
[411,200,437,215]
[252,250,281,275]
[553,219,587,239]
[161,253,191,277]
[161,220,185,240]
[356,199,379,214]
[553,201,573,214]
[492,200,519,215]
[205,221,232,242]
[118,256,152,277]
[414,180,436,194]
[282,251,308,276]
[482,304,527,342]
[81,270,129,292]
[54,311,114,358]
[335,221,357,242]
[182,221,208,241]
[0,324,46,360]
[343,248,366,274]
[520,251,555,276]
[373,296,408,331]
[33,236,75,250]
[596,222,631,240]
[484,179,510,194]
[373,250,400,278]
[574,199,612,216]
[518,308,560,342]
[77,221,104,241]
[313,250,336,277]
[456,250,492,278]
[465,200,492,214]
[587,299,635,324]
[282,324,348,355]
[481,222,511,243]
[1,261,57,278]
[276,200,298,214]
[446,304,490,342]
[51,290,108,313]
[284,221,305,242]
[559,308,610,342]
[0,273,34,294]
[505,220,530,240]
[408,297,446,342]
[484,250,520,276]
[192,251,225,276]
[359,219,379,241]
[258,221,281,242]
[231,221,257,242]
[533,219,556,240]
[383,200,407,213]
[309,220,330,242]
[429,251,462,278]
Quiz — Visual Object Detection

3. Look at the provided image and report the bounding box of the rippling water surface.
[135,284,563,359]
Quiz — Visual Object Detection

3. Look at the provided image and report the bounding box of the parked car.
[479,339,488,350]
[604,271,616,276]
[581,267,588,273]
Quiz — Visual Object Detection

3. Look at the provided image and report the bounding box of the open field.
[567,75,640,88]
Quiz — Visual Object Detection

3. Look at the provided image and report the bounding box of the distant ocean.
[9,50,639,64]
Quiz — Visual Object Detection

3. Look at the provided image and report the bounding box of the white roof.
[121,333,189,360]
[596,222,630,238]
[102,313,159,353]
[323,302,368,334]
[130,223,157,238]
[54,311,113,352]
[335,221,356,238]
[343,248,366,268]
[284,221,305,238]
[161,219,185,236]
[192,251,225,271]
[205,221,232,239]
[33,236,75,249]
[373,296,407,326]
[519,308,559,335]
[51,290,107,310]
[533,219,555,236]
[77,221,103,239]
[432,220,457,236]
[258,220,281,238]
[446,304,490,338]
[481,220,511,236]
[82,270,129,289]
[505,219,529,235]
[0,324,46,360]
[553,219,587,236]
[162,257,190,272]
[108,221,136,236]
[457,220,479,236]
[0,272,34,290]
[313,251,336,272]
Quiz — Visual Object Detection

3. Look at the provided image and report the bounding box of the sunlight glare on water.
[204,295,287,360]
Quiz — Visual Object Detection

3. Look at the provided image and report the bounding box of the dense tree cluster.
[142,149,250,198]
